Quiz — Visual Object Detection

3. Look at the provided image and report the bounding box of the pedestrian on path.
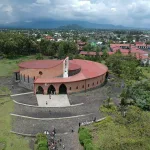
[49,94,51,99]
[93,117,96,122]
[79,122,81,127]
[71,128,74,133]
[46,101,48,105]
[53,128,56,134]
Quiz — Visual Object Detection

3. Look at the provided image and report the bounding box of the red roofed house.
[44,36,55,41]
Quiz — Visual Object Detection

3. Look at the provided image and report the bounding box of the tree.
[81,36,88,42]
[102,50,109,60]
[97,106,150,150]
[57,43,65,59]
[36,53,43,60]
[105,54,142,82]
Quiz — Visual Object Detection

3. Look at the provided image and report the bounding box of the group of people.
[44,128,66,150]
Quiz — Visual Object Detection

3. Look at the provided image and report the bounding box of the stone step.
[11,113,96,135]
[13,102,101,118]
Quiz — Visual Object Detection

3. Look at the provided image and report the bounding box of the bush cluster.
[78,127,95,150]
[35,133,48,150]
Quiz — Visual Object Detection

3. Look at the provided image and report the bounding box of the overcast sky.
[0,0,150,27]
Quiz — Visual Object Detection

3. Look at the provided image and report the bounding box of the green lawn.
[0,97,31,150]
[0,56,37,150]
[141,67,150,79]
[0,55,37,77]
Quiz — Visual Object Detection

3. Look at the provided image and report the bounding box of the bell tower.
[63,57,69,78]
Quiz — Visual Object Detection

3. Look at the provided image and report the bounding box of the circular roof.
[34,59,108,84]
[19,60,81,70]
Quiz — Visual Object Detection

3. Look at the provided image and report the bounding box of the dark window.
[88,84,89,87]
[70,87,71,90]
[76,86,78,89]
[28,76,29,83]
[97,81,98,84]
[39,71,43,75]
[93,83,94,86]
[82,85,84,88]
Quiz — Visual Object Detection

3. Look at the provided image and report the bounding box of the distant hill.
[0,19,130,29]
[58,24,84,30]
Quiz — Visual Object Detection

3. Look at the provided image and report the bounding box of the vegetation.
[0,55,37,77]
[105,53,143,82]
[0,33,78,59]
[0,95,30,150]
[78,127,95,150]
[79,48,150,150]
[83,106,150,150]
[35,133,48,150]
[122,79,150,110]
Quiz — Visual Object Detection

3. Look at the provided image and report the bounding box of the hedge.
[36,133,48,150]
[78,127,95,150]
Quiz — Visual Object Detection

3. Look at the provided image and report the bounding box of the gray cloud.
[0,0,150,27]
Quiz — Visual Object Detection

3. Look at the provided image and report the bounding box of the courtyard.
[0,71,122,150]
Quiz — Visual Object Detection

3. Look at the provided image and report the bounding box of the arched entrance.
[47,85,56,94]
[106,72,109,79]
[59,84,67,94]
[36,86,44,94]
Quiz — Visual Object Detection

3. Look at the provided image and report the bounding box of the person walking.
[93,117,96,122]
[79,122,81,127]
[53,128,56,134]
[46,101,48,105]
[49,94,51,99]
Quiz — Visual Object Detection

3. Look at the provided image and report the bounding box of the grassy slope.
[0,56,38,149]
[141,67,150,79]
[0,55,37,77]
[0,97,30,150]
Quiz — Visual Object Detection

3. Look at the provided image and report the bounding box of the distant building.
[44,36,55,41]
[77,41,87,52]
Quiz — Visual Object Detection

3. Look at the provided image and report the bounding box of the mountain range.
[0,19,129,29]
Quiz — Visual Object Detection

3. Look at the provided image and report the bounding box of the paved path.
[6,75,122,150]
[11,92,34,97]
[36,94,70,107]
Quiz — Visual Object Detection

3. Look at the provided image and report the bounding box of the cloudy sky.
[0,0,150,27]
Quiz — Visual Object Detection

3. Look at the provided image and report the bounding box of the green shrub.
[36,133,47,143]
[85,143,95,150]
[37,140,48,148]
[36,133,48,150]
[38,147,48,150]
[79,128,92,145]
[79,127,95,150]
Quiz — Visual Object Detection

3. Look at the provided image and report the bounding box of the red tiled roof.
[45,36,53,39]
[19,60,63,69]
[19,60,81,71]
[69,62,81,71]
[80,51,103,56]
[110,44,148,59]
[34,59,108,84]
[135,42,144,45]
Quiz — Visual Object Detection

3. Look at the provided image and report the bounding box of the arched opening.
[36,86,44,94]
[47,85,56,94]
[106,72,109,79]
[24,75,25,82]
[59,84,67,94]
[28,76,29,83]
